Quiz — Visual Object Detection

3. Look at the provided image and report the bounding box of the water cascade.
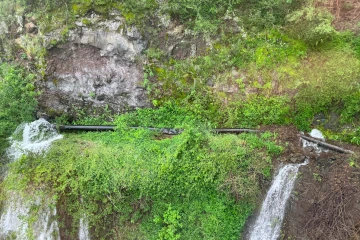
[0,119,62,239]
[301,129,328,153]
[248,161,308,240]
[248,129,328,240]
[79,217,90,240]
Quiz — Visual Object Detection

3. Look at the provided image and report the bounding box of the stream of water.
[248,160,308,240]
[0,119,90,239]
[0,119,62,239]
[248,130,326,240]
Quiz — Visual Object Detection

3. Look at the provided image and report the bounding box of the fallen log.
[300,135,354,154]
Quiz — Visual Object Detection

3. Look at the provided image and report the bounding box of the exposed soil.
[257,125,360,240]
[259,125,304,162]
[282,152,360,240]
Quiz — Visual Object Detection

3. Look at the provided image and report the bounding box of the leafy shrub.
[293,51,360,130]
[286,6,336,46]
[154,205,182,240]
[116,102,202,129]
[350,128,360,145]
[239,95,291,127]
[162,0,242,33]
[0,64,37,153]
[352,35,360,58]
[341,90,360,124]
[241,0,302,30]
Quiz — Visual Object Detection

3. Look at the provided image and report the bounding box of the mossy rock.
[93,0,108,5]
[93,5,112,15]
[72,0,92,4]
[71,3,92,16]
[81,18,92,26]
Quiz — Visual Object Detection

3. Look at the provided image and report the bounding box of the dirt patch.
[259,125,305,162]
[57,194,77,240]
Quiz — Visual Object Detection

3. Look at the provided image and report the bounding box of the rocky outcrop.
[36,10,241,118]
[39,17,149,117]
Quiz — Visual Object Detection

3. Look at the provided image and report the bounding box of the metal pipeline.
[58,126,354,153]
[59,125,116,131]
[58,125,259,135]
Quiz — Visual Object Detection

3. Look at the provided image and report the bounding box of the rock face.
[39,19,149,117]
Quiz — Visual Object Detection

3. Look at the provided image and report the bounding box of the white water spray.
[249,161,308,240]
[6,119,63,161]
[309,129,325,141]
[0,119,62,239]
[79,217,90,240]
[302,129,328,153]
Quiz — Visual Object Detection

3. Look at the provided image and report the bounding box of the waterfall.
[301,128,328,153]
[248,161,308,240]
[79,217,90,240]
[0,119,62,239]
[248,129,326,240]
[6,119,63,161]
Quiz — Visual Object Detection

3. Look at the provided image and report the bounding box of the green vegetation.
[145,30,360,131]
[312,173,322,182]
[0,63,37,153]
[0,0,357,143]
[1,0,360,239]
[4,108,282,239]
[286,5,336,46]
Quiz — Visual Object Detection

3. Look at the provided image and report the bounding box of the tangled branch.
[304,184,359,240]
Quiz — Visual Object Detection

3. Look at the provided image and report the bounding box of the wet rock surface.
[312,112,343,132]
[38,14,215,118]
[39,19,149,117]
[289,153,306,163]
